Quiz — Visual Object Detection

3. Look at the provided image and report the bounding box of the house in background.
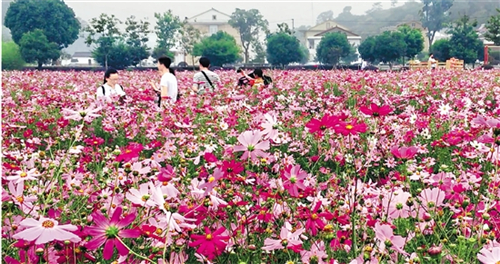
[184,8,241,65]
[66,52,99,66]
[303,20,362,62]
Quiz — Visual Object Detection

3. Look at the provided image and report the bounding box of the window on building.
[308,39,315,49]
[212,15,217,20]
[411,23,415,27]
[209,25,218,35]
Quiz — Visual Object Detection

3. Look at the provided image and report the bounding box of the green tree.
[2,41,25,70]
[448,15,483,65]
[430,39,452,61]
[316,32,353,65]
[485,8,500,45]
[84,14,122,69]
[251,40,267,63]
[420,0,454,51]
[4,0,80,49]
[277,23,293,35]
[193,31,240,66]
[374,31,407,67]
[93,41,133,70]
[397,24,424,60]
[358,36,377,63]
[229,8,269,63]
[18,29,60,69]
[266,32,303,66]
[179,22,201,66]
[124,16,150,67]
[153,10,182,59]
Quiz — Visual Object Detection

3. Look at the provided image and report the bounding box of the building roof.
[187,8,231,22]
[72,51,93,58]
[308,20,350,32]
[314,25,360,37]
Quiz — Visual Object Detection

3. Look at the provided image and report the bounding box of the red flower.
[330,230,352,250]
[334,120,367,136]
[189,226,229,260]
[84,135,105,147]
[204,152,218,163]
[360,103,393,117]
[84,207,141,260]
[302,201,333,236]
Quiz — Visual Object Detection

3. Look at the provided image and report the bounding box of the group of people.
[96,56,272,109]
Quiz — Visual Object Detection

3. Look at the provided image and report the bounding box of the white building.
[303,20,362,62]
[69,52,99,66]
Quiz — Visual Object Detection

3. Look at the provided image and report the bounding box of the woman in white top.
[96,68,126,103]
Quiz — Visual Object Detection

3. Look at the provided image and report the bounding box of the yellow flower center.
[346,124,353,130]
[42,220,55,228]
[206,234,213,240]
[208,176,215,183]
[16,196,24,203]
[311,213,318,220]
[20,172,27,178]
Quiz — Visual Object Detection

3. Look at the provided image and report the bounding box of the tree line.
[2,0,500,70]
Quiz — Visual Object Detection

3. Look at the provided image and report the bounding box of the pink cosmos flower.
[301,241,328,264]
[374,222,407,255]
[62,104,101,123]
[478,245,500,264]
[189,226,229,260]
[12,217,81,244]
[281,164,307,197]
[84,207,141,260]
[334,120,367,136]
[5,168,40,184]
[233,130,270,160]
[126,182,155,206]
[199,168,224,195]
[418,188,445,219]
[261,113,280,141]
[360,103,393,117]
[262,222,305,251]
[390,146,418,159]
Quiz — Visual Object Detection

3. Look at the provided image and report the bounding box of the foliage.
[154,10,183,55]
[4,0,80,49]
[316,32,353,65]
[277,23,293,35]
[448,15,484,64]
[419,0,454,49]
[299,45,310,64]
[374,31,407,65]
[18,29,60,69]
[358,36,378,63]
[84,13,122,69]
[179,22,201,65]
[266,32,304,66]
[250,40,267,63]
[316,10,334,25]
[92,41,133,70]
[124,16,151,66]
[397,24,424,59]
[192,31,241,66]
[2,41,25,70]
[485,8,500,45]
[229,8,269,63]
[430,39,452,61]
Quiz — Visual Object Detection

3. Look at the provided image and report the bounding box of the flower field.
[2,69,500,264]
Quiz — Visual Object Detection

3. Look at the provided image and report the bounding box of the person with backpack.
[96,68,126,104]
[191,57,220,95]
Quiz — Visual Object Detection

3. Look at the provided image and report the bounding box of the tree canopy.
[448,15,484,64]
[420,0,454,50]
[229,8,269,63]
[18,29,60,69]
[266,32,304,66]
[153,10,183,59]
[315,32,353,65]
[485,8,500,45]
[5,0,80,49]
[193,31,241,66]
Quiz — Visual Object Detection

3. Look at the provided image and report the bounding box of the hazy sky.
[64,0,403,30]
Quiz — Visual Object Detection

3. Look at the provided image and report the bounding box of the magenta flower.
[12,217,81,244]
[84,207,140,260]
[360,103,393,117]
[189,226,229,260]
[391,146,418,160]
[233,130,270,160]
[334,120,367,136]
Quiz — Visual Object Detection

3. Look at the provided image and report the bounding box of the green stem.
[116,236,157,264]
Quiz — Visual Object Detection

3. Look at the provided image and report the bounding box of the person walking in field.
[191,57,220,95]
[149,56,178,108]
